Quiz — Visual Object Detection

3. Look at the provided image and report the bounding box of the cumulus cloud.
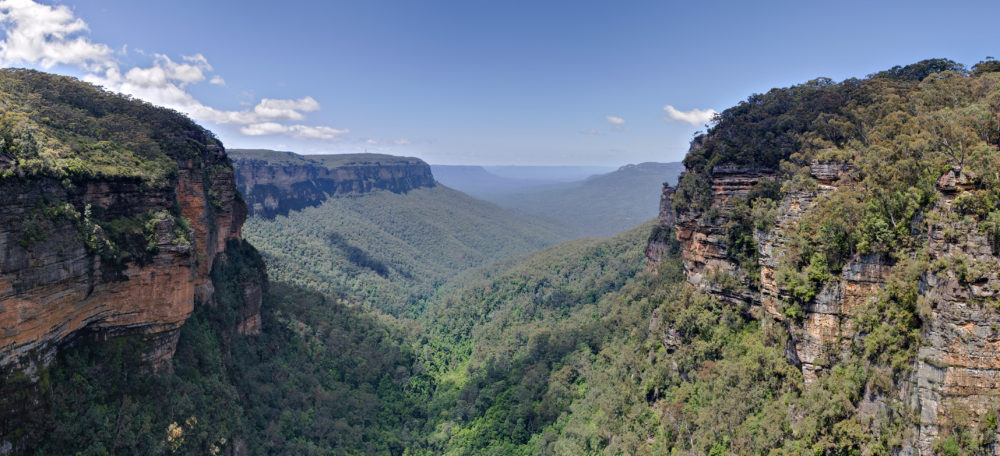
[393,138,411,146]
[252,97,320,121]
[0,0,349,143]
[605,115,628,132]
[116,53,209,89]
[240,122,349,140]
[663,105,717,127]
[0,0,113,71]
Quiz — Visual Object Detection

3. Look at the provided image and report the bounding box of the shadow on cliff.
[3,242,430,455]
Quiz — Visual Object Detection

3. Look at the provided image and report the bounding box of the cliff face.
[914,175,1000,450]
[649,160,1000,452]
[0,70,262,376]
[0,148,254,374]
[228,149,436,218]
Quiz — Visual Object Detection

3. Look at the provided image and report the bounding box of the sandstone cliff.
[0,70,263,377]
[228,149,436,218]
[648,158,1000,452]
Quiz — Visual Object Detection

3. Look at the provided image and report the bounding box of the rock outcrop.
[0,148,252,374]
[0,70,263,376]
[229,149,436,218]
[644,183,676,267]
[671,166,775,289]
[911,175,1000,451]
[650,159,1000,452]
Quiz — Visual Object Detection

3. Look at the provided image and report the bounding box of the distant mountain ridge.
[482,165,617,182]
[430,165,552,198]
[487,161,684,238]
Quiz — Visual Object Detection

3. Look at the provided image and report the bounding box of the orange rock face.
[0,147,253,374]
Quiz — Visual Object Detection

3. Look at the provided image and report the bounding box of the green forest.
[242,184,570,317]
[7,57,1000,454]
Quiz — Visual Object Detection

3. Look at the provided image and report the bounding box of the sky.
[2,0,1000,166]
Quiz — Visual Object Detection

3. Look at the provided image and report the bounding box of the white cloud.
[87,55,329,128]
[252,97,320,121]
[117,53,208,89]
[394,138,411,146]
[240,122,349,140]
[0,0,113,71]
[605,115,628,132]
[182,53,209,66]
[663,105,717,127]
[238,122,287,136]
[0,0,349,143]
[582,128,605,136]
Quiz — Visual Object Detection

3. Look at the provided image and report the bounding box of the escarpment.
[0,70,263,376]
[652,160,997,451]
[229,149,436,218]
[651,157,1000,451]
[648,60,1000,453]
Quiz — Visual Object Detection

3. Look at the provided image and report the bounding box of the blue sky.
[3,0,1000,165]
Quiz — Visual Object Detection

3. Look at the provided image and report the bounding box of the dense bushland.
[242,185,569,317]
[11,57,1000,454]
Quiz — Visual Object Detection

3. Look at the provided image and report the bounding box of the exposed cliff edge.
[228,148,436,219]
[647,59,1000,453]
[649,159,1000,453]
[0,69,263,378]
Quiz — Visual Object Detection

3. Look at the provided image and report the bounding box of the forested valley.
[6,57,1000,454]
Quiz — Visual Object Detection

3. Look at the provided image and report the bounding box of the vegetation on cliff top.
[667,57,1000,452]
[0,69,221,186]
[11,58,1000,454]
[0,69,227,274]
[675,57,1000,286]
[228,148,426,168]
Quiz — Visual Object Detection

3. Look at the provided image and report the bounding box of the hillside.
[488,162,684,237]
[431,164,621,200]
[640,58,1000,453]
[484,165,616,182]
[430,165,550,197]
[414,221,677,454]
[9,59,1000,456]
[238,169,571,316]
[405,57,1000,454]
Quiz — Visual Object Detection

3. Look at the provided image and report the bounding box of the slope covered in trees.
[658,57,1000,453]
[488,162,684,238]
[400,57,1000,454]
[15,256,431,455]
[242,185,571,316]
[10,57,1000,454]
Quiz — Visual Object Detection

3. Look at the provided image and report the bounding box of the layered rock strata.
[0,147,255,375]
[650,158,1000,451]
[229,149,436,218]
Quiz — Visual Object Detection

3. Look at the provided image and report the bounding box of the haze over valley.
[3,1,1000,455]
